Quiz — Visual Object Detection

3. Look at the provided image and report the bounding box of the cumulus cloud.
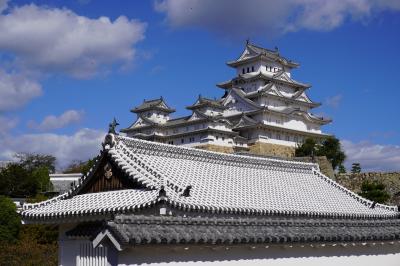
[0,128,105,169]
[28,110,84,131]
[0,115,18,135]
[0,0,8,13]
[0,4,146,78]
[325,94,342,108]
[342,140,400,172]
[0,70,42,111]
[155,0,400,38]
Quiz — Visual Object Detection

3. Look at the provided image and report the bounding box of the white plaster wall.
[117,244,400,266]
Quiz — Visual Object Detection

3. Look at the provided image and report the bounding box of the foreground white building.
[122,42,331,156]
[21,133,400,265]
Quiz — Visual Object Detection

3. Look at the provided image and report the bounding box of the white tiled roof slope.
[22,189,159,219]
[22,134,399,220]
[107,134,398,218]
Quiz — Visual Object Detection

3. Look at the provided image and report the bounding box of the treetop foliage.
[295,136,346,170]
[0,153,55,198]
[63,157,96,175]
[0,196,21,244]
[359,180,390,204]
[351,163,362,174]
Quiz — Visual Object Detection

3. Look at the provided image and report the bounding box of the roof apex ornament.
[102,133,115,150]
[246,38,250,45]
[108,118,119,134]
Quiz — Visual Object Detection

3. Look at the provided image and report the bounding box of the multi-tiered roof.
[122,42,331,149]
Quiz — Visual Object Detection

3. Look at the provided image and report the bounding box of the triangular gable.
[187,111,202,121]
[238,45,258,61]
[222,89,260,115]
[77,155,141,195]
[234,115,258,128]
[130,117,154,128]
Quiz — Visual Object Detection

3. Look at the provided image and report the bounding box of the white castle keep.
[122,41,331,156]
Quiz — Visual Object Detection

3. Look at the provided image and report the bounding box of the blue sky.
[0,0,400,171]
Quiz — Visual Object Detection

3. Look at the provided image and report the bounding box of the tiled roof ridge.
[113,134,317,172]
[107,141,161,189]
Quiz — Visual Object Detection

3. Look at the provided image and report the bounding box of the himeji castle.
[20,43,400,265]
[122,42,331,157]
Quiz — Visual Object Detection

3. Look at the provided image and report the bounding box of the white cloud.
[155,0,400,38]
[0,0,8,13]
[325,94,342,108]
[342,140,400,172]
[28,109,84,131]
[0,4,146,78]
[0,128,105,169]
[0,70,42,111]
[0,115,18,135]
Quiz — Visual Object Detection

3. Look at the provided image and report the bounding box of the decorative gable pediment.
[131,117,153,128]
[222,90,259,115]
[78,155,140,195]
[188,111,202,121]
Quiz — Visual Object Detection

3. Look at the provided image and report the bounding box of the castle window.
[222,137,225,141]
[216,136,219,140]
[189,137,195,142]
[242,68,245,74]
[251,66,254,72]
[181,138,184,144]
[286,135,290,141]
[247,67,249,73]
[168,141,174,145]
[277,134,281,140]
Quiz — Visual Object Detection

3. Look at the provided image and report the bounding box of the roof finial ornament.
[108,117,119,134]
[246,38,250,45]
[275,46,279,52]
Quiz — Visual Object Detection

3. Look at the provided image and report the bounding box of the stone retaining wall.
[248,142,295,158]
[335,172,400,205]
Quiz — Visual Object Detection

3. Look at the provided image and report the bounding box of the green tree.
[351,163,361,174]
[359,180,390,204]
[63,157,96,175]
[0,196,21,243]
[338,164,346,174]
[14,153,56,174]
[317,137,346,170]
[295,138,317,157]
[295,136,346,170]
[0,155,53,197]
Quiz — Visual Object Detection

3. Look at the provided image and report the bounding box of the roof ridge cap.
[114,134,317,168]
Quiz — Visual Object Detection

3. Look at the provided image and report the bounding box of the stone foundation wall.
[335,172,400,205]
[196,142,335,180]
[248,142,295,158]
[294,156,335,179]
[195,144,234,154]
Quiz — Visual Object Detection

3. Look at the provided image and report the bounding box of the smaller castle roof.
[226,41,299,69]
[131,97,175,113]
[186,95,227,110]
